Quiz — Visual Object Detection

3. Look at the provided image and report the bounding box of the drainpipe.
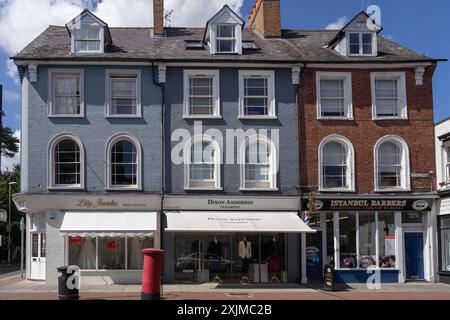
[152,62,165,251]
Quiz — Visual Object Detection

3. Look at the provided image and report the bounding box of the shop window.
[68,236,97,270]
[68,236,151,271]
[358,213,376,268]
[339,213,357,268]
[326,213,335,266]
[378,212,396,268]
[127,237,153,270]
[440,217,450,272]
[98,237,125,270]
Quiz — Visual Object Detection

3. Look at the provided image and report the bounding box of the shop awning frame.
[60,211,157,238]
[164,211,315,233]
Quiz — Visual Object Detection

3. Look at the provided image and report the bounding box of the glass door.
[30,232,46,280]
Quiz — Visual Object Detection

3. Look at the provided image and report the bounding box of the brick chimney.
[153,0,164,37]
[248,0,281,38]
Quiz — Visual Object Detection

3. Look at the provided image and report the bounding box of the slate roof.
[12,26,441,64]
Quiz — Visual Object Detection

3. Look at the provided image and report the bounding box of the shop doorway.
[30,232,46,280]
[306,231,323,280]
[404,232,424,280]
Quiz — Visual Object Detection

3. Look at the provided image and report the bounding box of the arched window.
[106,133,142,190]
[241,136,277,190]
[374,135,410,191]
[319,135,355,191]
[185,136,221,189]
[48,134,84,189]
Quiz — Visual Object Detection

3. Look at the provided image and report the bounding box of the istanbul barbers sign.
[307,198,433,212]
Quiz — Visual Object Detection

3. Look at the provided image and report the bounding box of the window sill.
[375,188,411,193]
[240,187,279,192]
[318,117,354,121]
[239,116,278,120]
[105,115,143,119]
[373,117,408,121]
[105,186,142,191]
[319,188,356,193]
[48,114,85,118]
[183,115,222,120]
[184,187,223,191]
[48,186,84,191]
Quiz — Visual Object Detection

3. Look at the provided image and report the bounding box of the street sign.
[0,209,6,223]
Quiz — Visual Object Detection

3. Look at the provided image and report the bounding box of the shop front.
[13,194,161,285]
[162,196,314,284]
[303,195,438,284]
[437,196,450,284]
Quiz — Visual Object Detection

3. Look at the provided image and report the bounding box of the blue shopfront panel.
[334,270,399,283]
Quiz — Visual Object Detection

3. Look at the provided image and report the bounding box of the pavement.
[1,276,450,300]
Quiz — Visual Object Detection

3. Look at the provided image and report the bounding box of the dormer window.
[66,9,112,54]
[216,24,236,53]
[349,32,374,56]
[203,5,244,55]
[74,28,102,53]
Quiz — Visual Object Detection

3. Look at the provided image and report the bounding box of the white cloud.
[325,16,348,30]
[6,60,19,85]
[3,88,20,102]
[1,130,20,173]
[0,0,244,54]
[0,0,243,82]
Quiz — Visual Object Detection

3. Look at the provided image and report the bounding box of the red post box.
[141,248,165,300]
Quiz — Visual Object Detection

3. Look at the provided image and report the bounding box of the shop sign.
[304,198,433,212]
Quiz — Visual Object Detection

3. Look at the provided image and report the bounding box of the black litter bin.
[57,266,79,300]
[323,264,335,292]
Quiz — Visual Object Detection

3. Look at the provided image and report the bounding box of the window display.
[98,237,125,270]
[127,237,154,270]
[440,216,450,272]
[173,233,287,284]
[68,236,96,270]
[358,213,376,268]
[339,213,357,268]
[378,212,396,268]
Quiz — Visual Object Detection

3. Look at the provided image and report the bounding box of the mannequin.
[268,237,280,283]
[207,237,223,283]
[238,236,252,283]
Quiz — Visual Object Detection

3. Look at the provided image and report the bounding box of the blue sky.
[0,0,449,134]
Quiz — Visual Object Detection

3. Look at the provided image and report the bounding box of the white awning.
[164,211,315,233]
[60,211,157,238]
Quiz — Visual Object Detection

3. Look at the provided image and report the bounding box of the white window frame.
[48,69,85,118]
[332,211,399,271]
[105,133,142,191]
[443,144,450,183]
[183,70,221,119]
[238,70,276,119]
[318,134,355,192]
[240,135,278,191]
[371,72,408,120]
[374,135,411,192]
[105,69,142,118]
[184,135,222,190]
[48,133,85,190]
[210,24,242,55]
[347,31,377,57]
[71,27,104,54]
[316,72,353,120]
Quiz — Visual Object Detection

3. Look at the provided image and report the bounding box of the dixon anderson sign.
[308,198,433,212]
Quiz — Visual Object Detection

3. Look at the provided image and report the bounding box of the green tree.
[1,127,19,158]
[0,165,21,263]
